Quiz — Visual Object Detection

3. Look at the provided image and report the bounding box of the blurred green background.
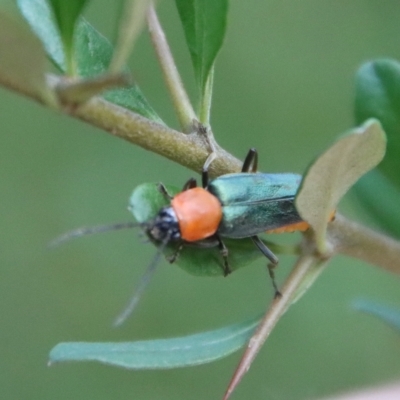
[2,1,400,399]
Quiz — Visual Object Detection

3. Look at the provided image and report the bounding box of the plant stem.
[0,71,241,176]
[224,254,323,400]
[109,0,151,74]
[328,213,400,274]
[147,3,197,133]
[66,46,77,77]
[199,66,214,126]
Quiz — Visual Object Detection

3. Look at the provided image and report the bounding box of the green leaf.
[18,0,162,122]
[74,20,162,122]
[296,119,386,251]
[48,0,90,74]
[353,299,400,332]
[353,169,400,239]
[355,59,400,190]
[49,314,261,368]
[73,20,114,77]
[17,0,66,69]
[129,183,284,277]
[0,9,54,104]
[175,0,228,93]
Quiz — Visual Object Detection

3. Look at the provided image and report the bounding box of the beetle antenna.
[113,233,171,327]
[48,222,138,248]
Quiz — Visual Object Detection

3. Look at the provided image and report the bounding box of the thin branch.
[0,72,241,177]
[109,0,151,74]
[328,213,400,274]
[147,3,197,133]
[224,254,325,400]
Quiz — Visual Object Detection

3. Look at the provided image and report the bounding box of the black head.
[147,206,181,242]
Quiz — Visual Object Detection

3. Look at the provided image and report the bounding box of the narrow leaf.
[48,0,90,74]
[175,0,228,92]
[355,59,400,189]
[18,0,65,69]
[49,314,261,368]
[296,119,386,252]
[74,20,162,121]
[353,299,400,332]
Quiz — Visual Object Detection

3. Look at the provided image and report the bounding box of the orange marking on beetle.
[266,221,309,234]
[171,187,223,242]
[266,210,336,234]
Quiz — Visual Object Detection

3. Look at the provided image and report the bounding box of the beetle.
[51,148,315,324]
[145,148,306,282]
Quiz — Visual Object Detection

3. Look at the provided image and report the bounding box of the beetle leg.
[241,148,258,173]
[251,235,281,296]
[202,151,217,188]
[167,242,184,263]
[194,122,218,188]
[157,183,174,200]
[202,165,209,188]
[182,177,197,191]
[267,263,282,298]
[251,235,278,264]
[214,234,231,276]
